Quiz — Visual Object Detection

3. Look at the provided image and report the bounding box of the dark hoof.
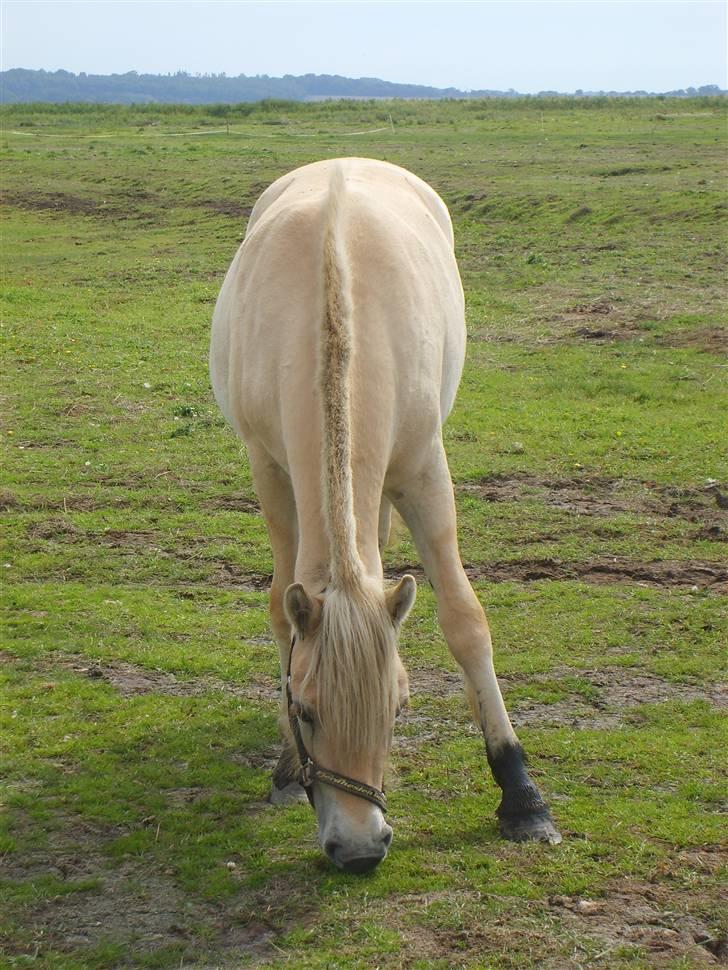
[499,808,562,844]
[268,781,308,806]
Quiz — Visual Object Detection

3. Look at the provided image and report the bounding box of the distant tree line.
[1,69,725,104]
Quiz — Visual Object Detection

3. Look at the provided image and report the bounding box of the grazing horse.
[209,158,560,872]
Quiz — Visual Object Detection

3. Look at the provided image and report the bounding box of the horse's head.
[283,575,416,872]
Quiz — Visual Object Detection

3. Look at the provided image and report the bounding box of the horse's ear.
[385,574,417,626]
[284,583,323,639]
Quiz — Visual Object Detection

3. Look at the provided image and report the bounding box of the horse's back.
[246,158,454,246]
[210,158,465,476]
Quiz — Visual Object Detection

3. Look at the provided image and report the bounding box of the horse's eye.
[299,707,315,726]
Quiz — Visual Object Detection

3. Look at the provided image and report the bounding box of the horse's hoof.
[499,808,562,844]
[268,781,308,806]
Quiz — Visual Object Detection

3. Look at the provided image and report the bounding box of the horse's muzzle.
[325,827,392,873]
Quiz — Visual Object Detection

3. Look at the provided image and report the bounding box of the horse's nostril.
[324,839,341,860]
[382,828,393,850]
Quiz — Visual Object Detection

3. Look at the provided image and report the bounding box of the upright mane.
[306,163,398,755]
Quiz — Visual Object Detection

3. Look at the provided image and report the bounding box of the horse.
[209,157,560,873]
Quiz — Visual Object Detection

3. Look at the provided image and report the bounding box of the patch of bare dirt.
[163,786,212,806]
[367,877,726,968]
[536,292,726,352]
[565,205,593,223]
[2,797,322,964]
[542,296,644,344]
[512,701,624,730]
[8,852,278,964]
[507,668,727,731]
[571,325,633,341]
[406,665,726,730]
[208,563,273,590]
[658,325,728,355]
[0,489,19,510]
[231,748,281,774]
[7,437,73,450]
[569,298,615,316]
[459,473,727,533]
[0,190,124,219]
[564,316,727,353]
[549,880,727,966]
[390,557,728,592]
[51,655,279,704]
[98,528,160,548]
[195,198,253,219]
[469,557,728,592]
[203,493,261,513]
[58,400,97,418]
[408,668,464,698]
[27,519,157,547]
[564,667,727,710]
[28,518,85,540]
[21,516,272,588]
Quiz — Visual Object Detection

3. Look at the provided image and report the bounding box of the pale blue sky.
[2,1,726,93]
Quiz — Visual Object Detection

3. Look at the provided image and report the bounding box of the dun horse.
[210,158,560,872]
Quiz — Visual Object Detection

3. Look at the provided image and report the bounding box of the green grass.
[1,97,727,968]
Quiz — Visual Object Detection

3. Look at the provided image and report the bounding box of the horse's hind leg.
[393,443,561,843]
[247,443,307,805]
[378,496,393,550]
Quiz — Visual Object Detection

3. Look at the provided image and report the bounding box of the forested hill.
[2,68,724,104]
[1,69,477,103]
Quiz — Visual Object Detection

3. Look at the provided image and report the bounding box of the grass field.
[1,97,727,969]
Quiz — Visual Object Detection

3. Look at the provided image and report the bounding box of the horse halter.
[286,635,388,814]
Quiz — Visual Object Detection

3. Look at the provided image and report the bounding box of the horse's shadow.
[6,661,519,966]
[5,683,327,964]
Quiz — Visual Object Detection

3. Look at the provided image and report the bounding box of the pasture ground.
[1,97,727,968]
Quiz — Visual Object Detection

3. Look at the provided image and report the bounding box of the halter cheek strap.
[286,636,388,814]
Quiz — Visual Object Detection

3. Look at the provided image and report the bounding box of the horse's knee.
[450,633,493,667]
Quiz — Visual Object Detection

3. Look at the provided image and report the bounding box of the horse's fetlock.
[497,781,547,819]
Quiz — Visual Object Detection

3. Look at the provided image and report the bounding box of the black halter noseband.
[286,635,388,814]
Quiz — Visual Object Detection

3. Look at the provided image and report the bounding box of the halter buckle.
[299,758,313,788]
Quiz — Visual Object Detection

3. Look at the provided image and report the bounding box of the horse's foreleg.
[247,443,307,805]
[393,446,561,843]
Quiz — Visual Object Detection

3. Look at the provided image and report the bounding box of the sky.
[1,0,726,94]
